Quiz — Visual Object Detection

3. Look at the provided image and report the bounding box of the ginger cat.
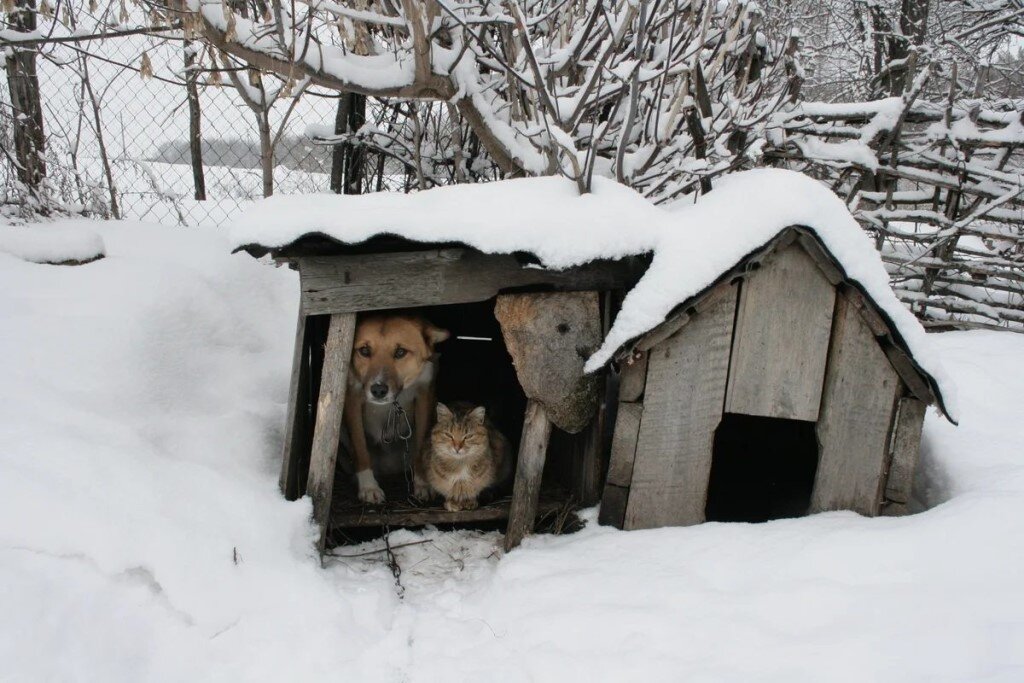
[424,402,512,511]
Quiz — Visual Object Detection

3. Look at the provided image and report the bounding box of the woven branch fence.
[771,90,1024,331]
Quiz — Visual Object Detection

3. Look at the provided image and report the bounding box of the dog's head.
[351,314,450,404]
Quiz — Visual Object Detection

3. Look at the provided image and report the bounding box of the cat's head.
[432,403,488,458]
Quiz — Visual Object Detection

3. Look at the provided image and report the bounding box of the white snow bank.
[230,170,955,417]
[0,221,105,264]
[1,221,1021,680]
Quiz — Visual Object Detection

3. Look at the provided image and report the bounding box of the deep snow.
[228,170,955,416]
[1,219,1022,682]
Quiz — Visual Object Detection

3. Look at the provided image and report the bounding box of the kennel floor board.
[329,480,570,529]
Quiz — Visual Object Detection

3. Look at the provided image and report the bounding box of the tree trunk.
[329,92,366,195]
[4,0,46,196]
[258,112,273,197]
[184,40,207,201]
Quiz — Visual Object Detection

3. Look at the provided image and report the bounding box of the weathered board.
[725,245,836,422]
[624,285,738,530]
[810,295,900,516]
[617,350,649,403]
[505,400,553,551]
[883,396,927,514]
[598,402,643,528]
[298,249,644,315]
[494,291,602,433]
[306,313,357,553]
[279,311,310,500]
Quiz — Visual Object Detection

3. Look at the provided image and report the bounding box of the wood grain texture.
[307,313,357,553]
[624,285,738,530]
[504,400,553,551]
[884,397,927,508]
[279,311,310,500]
[298,249,644,315]
[726,245,836,422]
[494,291,602,433]
[599,402,643,528]
[810,296,900,516]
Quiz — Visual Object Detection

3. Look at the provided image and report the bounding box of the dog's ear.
[423,323,450,349]
[468,406,486,422]
[436,402,453,421]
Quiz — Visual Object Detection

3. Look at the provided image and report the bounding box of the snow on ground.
[1,219,1023,682]
[0,222,105,264]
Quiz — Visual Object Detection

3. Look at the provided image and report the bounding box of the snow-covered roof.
[230,169,956,420]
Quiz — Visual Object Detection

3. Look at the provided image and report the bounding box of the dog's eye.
[357,345,371,358]
[393,347,407,359]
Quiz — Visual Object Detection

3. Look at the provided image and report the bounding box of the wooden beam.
[811,296,900,516]
[299,249,645,315]
[307,313,357,554]
[504,400,553,551]
[883,397,927,515]
[279,311,311,500]
[598,402,643,528]
[624,285,737,530]
[726,245,836,422]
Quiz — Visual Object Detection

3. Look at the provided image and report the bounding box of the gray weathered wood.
[280,311,310,500]
[307,313,357,553]
[884,397,927,508]
[624,285,738,530]
[494,292,602,433]
[618,350,649,402]
[298,249,644,315]
[795,230,844,285]
[505,400,553,551]
[810,295,900,516]
[726,244,837,422]
[599,402,643,528]
[882,344,935,404]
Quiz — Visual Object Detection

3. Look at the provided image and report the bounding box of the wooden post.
[279,311,310,499]
[598,402,643,528]
[504,400,552,551]
[307,313,356,553]
[883,397,927,515]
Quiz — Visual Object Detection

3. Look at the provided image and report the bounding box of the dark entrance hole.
[704,413,819,523]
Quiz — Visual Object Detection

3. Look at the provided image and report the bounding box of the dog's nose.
[370,382,389,400]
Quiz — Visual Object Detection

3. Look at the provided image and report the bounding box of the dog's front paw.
[356,470,385,504]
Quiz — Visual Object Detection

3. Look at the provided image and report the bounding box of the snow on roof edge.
[229,170,958,422]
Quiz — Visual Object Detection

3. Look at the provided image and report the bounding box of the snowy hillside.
[0,220,1022,681]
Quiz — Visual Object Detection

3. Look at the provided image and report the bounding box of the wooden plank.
[810,296,900,516]
[279,311,310,500]
[598,402,643,528]
[884,397,927,508]
[298,249,645,315]
[794,230,844,285]
[330,497,567,529]
[617,350,649,402]
[504,400,553,551]
[307,313,357,554]
[624,285,737,530]
[572,399,605,506]
[725,244,836,422]
[881,344,935,403]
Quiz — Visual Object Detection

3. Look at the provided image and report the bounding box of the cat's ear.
[423,322,450,349]
[468,406,486,422]
[436,402,453,421]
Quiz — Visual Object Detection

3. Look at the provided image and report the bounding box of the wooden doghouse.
[599,226,950,530]
[245,234,647,552]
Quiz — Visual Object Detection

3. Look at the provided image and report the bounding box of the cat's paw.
[444,498,478,512]
[356,470,385,504]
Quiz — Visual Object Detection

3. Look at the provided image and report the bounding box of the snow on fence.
[769,92,1024,331]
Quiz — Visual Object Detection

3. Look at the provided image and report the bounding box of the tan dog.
[344,314,449,503]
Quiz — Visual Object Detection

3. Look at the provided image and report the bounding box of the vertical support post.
[279,311,310,500]
[504,400,552,551]
[307,313,357,553]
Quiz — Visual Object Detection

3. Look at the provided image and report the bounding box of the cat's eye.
[357,345,372,358]
[394,347,407,359]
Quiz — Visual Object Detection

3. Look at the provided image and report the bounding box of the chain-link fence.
[2,20,360,226]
